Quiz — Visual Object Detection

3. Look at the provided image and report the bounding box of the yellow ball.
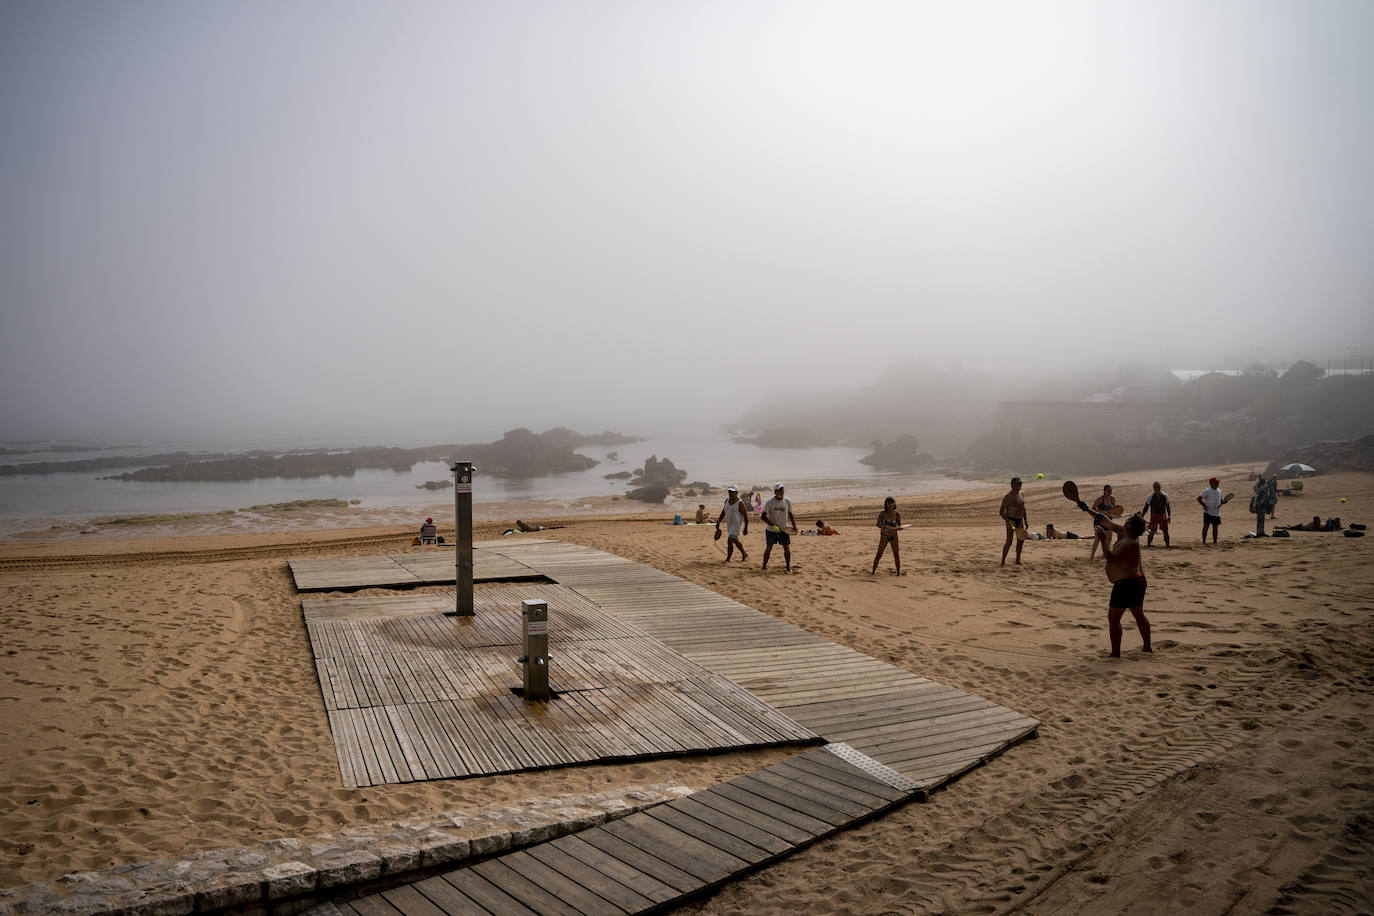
[1340,497,1347,504]
[1036,473,1044,479]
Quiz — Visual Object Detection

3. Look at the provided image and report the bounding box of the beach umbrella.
[1280,462,1316,476]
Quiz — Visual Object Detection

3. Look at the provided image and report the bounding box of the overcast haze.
[2,1,1372,445]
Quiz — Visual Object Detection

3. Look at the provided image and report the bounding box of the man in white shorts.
[713,485,751,562]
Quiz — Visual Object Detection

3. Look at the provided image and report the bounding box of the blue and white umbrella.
[1280,462,1316,475]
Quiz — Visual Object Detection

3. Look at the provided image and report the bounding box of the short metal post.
[449,460,474,617]
[521,599,550,701]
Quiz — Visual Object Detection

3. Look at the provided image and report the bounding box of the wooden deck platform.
[289,548,544,592]
[298,539,1039,913]
[322,742,922,915]
[305,584,819,786]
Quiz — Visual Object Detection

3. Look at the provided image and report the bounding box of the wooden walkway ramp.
[322,742,920,916]
[490,541,1039,791]
[289,548,544,592]
[304,584,819,786]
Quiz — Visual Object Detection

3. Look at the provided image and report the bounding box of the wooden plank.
[744,767,878,819]
[347,894,406,916]
[667,795,794,855]
[357,707,405,784]
[722,774,851,827]
[378,884,451,916]
[492,850,625,916]
[685,789,816,846]
[439,868,540,916]
[710,780,836,836]
[326,709,361,789]
[526,840,658,913]
[644,803,775,865]
[548,834,679,905]
[411,875,488,915]
[383,705,432,781]
[576,826,706,894]
[469,857,585,916]
[601,813,747,883]
[769,760,901,809]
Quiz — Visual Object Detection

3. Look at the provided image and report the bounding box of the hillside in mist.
[968,363,1374,475]
[734,361,1374,476]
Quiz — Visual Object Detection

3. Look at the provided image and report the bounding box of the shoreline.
[0,470,998,542]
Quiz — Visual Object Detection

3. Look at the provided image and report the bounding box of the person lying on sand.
[514,519,565,532]
[1094,513,1151,658]
[1279,516,1325,532]
[815,519,840,535]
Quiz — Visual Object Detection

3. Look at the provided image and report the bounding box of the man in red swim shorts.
[1140,481,1171,547]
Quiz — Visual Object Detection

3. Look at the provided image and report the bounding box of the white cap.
[726,485,738,492]
[773,482,785,491]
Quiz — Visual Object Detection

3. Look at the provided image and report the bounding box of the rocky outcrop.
[860,435,936,472]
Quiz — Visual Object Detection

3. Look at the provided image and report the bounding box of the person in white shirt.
[1196,477,1232,544]
[760,483,798,573]
[713,485,751,563]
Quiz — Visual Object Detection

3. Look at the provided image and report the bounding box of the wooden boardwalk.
[289,548,543,592]
[322,743,921,916]
[490,541,1040,790]
[304,584,818,786]
[298,539,1039,912]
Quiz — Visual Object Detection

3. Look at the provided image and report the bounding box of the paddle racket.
[1062,480,1091,513]
[1063,480,1113,530]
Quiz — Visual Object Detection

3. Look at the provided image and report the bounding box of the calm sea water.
[0,435,936,521]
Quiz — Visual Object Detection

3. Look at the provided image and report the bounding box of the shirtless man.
[999,477,1028,566]
[1095,513,1151,657]
[1140,481,1172,547]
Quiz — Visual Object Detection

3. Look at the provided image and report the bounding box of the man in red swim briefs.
[1094,513,1152,658]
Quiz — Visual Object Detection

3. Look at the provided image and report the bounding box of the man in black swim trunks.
[998,477,1028,566]
[1095,513,1151,658]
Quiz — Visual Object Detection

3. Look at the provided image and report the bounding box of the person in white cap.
[760,483,798,572]
[713,485,751,562]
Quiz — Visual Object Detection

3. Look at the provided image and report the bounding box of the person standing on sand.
[871,496,904,575]
[1266,474,1279,519]
[1088,485,1117,560]
[1197,477,1232,544]
[1140,481,1172,547]
[713,486,750,563]
[760,483,798,572]
[999,477,1028,566]
[1093,513,1152,657]
[1250,475,1276,537]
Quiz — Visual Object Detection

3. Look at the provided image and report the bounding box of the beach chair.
[1290,480,1304,496]
[418,523,440,545]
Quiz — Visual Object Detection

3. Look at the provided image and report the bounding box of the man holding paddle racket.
[1094,512,1152,658]
[713,485,750,563]
[999,477,1029,566]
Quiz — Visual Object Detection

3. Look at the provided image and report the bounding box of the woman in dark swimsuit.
[871,497,904,576]
[1089,485,1116,560]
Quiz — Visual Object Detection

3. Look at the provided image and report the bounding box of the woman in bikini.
[871,496,904,575]
[1088,485,1116,560]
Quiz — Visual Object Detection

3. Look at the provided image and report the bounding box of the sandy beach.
[2,464,1371,913]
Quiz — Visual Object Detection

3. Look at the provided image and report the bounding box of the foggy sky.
[2,1,1372,444]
